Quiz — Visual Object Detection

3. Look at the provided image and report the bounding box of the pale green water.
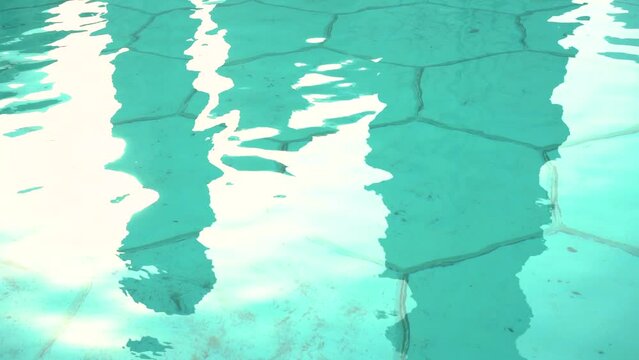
[1,0,639,359]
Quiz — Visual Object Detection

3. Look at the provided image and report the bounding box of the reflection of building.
[102,1,219,315]
[361,2,578,358]
[519,1,639,358]
[2,0,637,358]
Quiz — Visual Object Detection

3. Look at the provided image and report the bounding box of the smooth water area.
[1,0,638,359]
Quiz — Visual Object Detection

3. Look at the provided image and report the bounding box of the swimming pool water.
[1,0,638,359]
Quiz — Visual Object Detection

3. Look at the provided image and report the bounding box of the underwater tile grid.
[0,0,638,359]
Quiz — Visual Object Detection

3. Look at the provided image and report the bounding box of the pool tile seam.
[252,0,334,15]
[561,125,639,148]
[397,275,410,360]
[124,7,194,51]
[525,49,573,58]
[109,3,154,16]
[616,0,639,8]
[424,0,514,15]
[1,2,61,13]
[519,3,583,17]
[223,46,319,67]
[255,0,425,15]
[387,231,544,275]
[414,68,424,114]
[338,1,424,16]
[0,259,33,273]
[111,113,187,126]
[545,160,563,225]
[279,113,554,159]
[544,160,639,257]
[515,15,529,49]
[216,0,254,8]
[415,116,545,150]
[36,282,94,359]
[126,47,190,61]
[324,14,339,39]
[117,230,203,253]
[546,226,639,257]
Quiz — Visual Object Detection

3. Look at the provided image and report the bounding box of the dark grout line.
[111,113,178,126]
[255,0,425,15]
[123,14,156,48]
[118,231,202,254]
[519,3,583,16]
[324,14,339,41]
[127,47,190,61]
[2,2,60,12]
[320,46,417,68]
[123,7,194,49]
[425,0,514,15]
[400,231,543,274]
[152,6,195,16]
[340,1,424,15]
[545,161,562,226]
[81,19,107,28]
[515,15,528,49]
[179,112,197,119]
[414,68,424,114]
[254,0,332,14]
[224,46,317,66]
[179,88,198,114]
[369,117,417,130]
[273,129,337,144]
[422,50,526,68]
[562,126,639,148]
[216,0,254,8]
[525,49,573,58]
[276,142,289,173]
[37,282,93,359]
[398,275,410,360]
[556,226,639,257]
[616,0,639,8]
[416,117,541,150]
[109,3,154,15]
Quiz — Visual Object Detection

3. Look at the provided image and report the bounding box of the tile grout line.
[118,230,202,253]
[36,282,93,359]
[414,68,424,114]
[416,116,542,150]
[549,226,639,257]
[398,274,410,360]
[400,231,543,274]
[515,15,529,49]
[561,125,639,148]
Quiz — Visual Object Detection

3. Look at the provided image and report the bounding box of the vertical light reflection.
[178,3,401,355]
[553,0,639,146]
[519,1,639,358]
[186,0,233,133]
[0,0,154,357]
[195,69,399,358]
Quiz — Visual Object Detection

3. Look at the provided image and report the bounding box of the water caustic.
[0,0,638,359]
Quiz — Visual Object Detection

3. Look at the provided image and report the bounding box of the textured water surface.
[1,0,638,359]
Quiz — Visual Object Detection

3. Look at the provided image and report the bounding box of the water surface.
[1,0,638,359]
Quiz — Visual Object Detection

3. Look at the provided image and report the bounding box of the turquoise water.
[1,0,638,359]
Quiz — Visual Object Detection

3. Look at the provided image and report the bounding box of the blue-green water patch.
[3,125,43,138]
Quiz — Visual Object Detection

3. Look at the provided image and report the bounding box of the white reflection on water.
[2,0,403,357]
[552,0,639,146]
[186,0,400,355]
[519,1,639,359]
[0,0,158,356]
